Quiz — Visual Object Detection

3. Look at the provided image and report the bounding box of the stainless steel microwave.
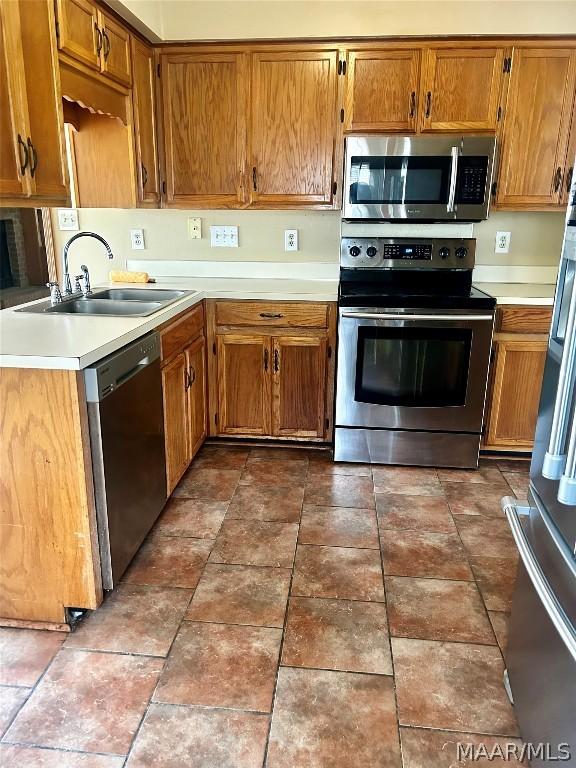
[343,135,497,222]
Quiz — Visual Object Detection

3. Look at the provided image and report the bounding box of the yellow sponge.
[109,270,150,284]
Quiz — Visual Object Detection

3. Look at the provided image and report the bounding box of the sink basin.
[92,288,189,302]
[44,299,164,316]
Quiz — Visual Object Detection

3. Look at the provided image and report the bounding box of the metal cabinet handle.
[184,368,191,390]
[141,163,148,188]
[567,166,574,194]
[17,134,28,175]
[102,30,111,61]
[95,24,103,55]
[274,349,279,373]
[553,166,563,193]
[409,91,416,118]
[189,365,196,384]
[27,137,38,178]
[252,166,257,191]
[263,348,269,371]
[425,91,432,118]
[259,312,284,319]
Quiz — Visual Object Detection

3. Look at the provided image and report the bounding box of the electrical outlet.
[130,229,145,250]
[284,229,298,251]
[210,226,238,248]
[188,217,201,239]
[57,208,79,231]
[495,231,511,254]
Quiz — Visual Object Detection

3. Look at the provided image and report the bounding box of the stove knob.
[349,245,361,257]
[366,246,378,258]
[456,246,468,260]
[439,247,450,260]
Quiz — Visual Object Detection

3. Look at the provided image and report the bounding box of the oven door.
[336,307,494,432]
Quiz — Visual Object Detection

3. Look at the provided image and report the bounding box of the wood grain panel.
[0,368,102,623]
[215,300,328,328]
[162,352,190,494]
[497,48,576,208]
[561,95,576,206]
[99,10,131,87]
[186,335,207,459]
[249,50,338,206]
[496,305,553,334]
[55,0,99,71]
[344,49,420,133]
[217,334,271,435]
[420,47,504,131]
[160,304,205,364]
[131,38,160,206]
[161,51,246,207]
[272,335,326,438]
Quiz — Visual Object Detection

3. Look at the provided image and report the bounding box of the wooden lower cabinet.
[186,336,207,457]
[162,352,190,493]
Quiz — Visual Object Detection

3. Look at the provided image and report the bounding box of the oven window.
[355,327,472,407]
[349,156,451,205]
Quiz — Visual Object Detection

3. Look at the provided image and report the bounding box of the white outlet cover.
[284,229,298,251]
[188,217,201,239]
[210,225,238,248]
[130,229,145,250]
[495,231,511,254]
[57,208,79,231]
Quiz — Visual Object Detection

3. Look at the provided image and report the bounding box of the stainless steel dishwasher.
[84,332,166,589]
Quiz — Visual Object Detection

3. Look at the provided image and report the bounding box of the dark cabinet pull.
[263,348,269,371]
[409,91,416,118]
[102,30,111,61]
[189,365,196,384]
[425,91,432,118]
[567,167,573,194]
[274,349,279,373]
[184,368,191,390]
[17,134,28,175]
[95,24,103,55]
[27,138,38,178]
[141,163,148,188]
[252,166,257,191]
[259,312,284,319]
[553,167,563,193]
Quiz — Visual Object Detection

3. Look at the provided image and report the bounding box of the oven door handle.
[341,312,493,321]
[447,146,459,213]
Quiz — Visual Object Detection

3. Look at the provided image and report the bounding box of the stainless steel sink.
[44,299,164,316]
[91,288,189,302]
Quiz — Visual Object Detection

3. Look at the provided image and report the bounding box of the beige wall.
[112,0,576,41]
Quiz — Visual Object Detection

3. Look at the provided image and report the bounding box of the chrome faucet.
[62,232,114,295]
[80,265,92,297]
[46,281,63,305]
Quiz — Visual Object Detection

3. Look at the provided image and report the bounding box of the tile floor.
[0,445,531,767]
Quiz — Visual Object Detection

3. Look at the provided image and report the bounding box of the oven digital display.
[383,243,432,260]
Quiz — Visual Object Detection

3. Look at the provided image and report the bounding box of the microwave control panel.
[456,158,489,204]
[341,237,476,270]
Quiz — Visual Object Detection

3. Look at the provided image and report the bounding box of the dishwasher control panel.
[84,332,161,402]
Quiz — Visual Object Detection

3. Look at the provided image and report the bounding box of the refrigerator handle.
[501,496,576,663]
[542,272,576,480]
[558,414,576,504]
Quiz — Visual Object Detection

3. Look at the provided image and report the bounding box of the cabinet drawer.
[496,305,553,334]
[216,301,329,328]
[161,304,204,362]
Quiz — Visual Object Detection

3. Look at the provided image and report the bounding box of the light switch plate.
[495,231,511,254]
[130,229,145,250]
[284,229,298,251]
[188,217,201,239]
[57,208,79,231]
[210,225,238,248]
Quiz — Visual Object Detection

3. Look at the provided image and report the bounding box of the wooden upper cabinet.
[131,38,159,205]
[561,96,576,206]
[161,52,246,208]
[420,47,504,132]
[55,0,99,71]
[344,49,421,133]
[249,50,338,206]
[186,337,207,459]
[497,48,576,208]
[272,335,326,438]
[98,10,131,87]
[217,334,271,435]
[162,352,190,494]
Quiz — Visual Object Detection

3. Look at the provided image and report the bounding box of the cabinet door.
[272,335,326,438]
[161,52,247,207]
[99,11,131,87]
[561,96,576,206]
[55,0,100,71]
[18,0,68,201]
[497,48,576,208]
[132,38,159,205]
[186,336,207,459]
[485,338,548,448]
[420,47,504,132]
[344,49,420,133]
[162,352,190,494]
[217,334,271,435]
[249,50,338,206]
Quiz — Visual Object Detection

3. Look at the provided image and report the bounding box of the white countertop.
[474,282,556,306]
[0,278,338,370]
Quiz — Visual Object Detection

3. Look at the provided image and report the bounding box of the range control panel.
[341,237,476,270]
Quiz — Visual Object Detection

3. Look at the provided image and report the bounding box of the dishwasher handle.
[84,332,161,402]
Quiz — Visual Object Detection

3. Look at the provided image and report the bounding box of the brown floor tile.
[496,459,530,474]
[303,475,375,508]
[192,445,250,470]
[372,467,443,496]
[172,467,241,501]
[386,576,495,644]
[0,687,29,737]
[392,637,519,735]
[282,597,392,674]
[125,703,269,768]
[437,466,507,485]
[400,727,526,767]
[266,667,401,768]
[444,483,508,517]
[154,498,227,538]
[376,494,456,534]
[64,585,192,656]
[292,545,385,601]
[123,535,211,589]
[209,519,298,567]
[248,447,309,463]
[240,459,308,486]
[380,530,473,581]
[307,455,372,476]
[0,629,65,687]
[154,622,281,712]
[489,611,511,654]
[299,505,379,548]
[454,516,516,559]
[5,649,162,754]
[470,556,519,612]
[226,484,304,523]
[502,472,529,500]
[186,563,291,627]
[0,745,125,768]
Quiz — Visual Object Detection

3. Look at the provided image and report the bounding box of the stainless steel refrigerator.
[502,167,576,766]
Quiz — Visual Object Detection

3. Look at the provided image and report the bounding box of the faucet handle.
[73,274,83,293]
[80,264,92,297]
[46,281,62,305]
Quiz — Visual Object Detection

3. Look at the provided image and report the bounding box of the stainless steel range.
[334,236,496,468]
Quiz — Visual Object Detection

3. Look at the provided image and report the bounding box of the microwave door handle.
[447,146,459,213]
